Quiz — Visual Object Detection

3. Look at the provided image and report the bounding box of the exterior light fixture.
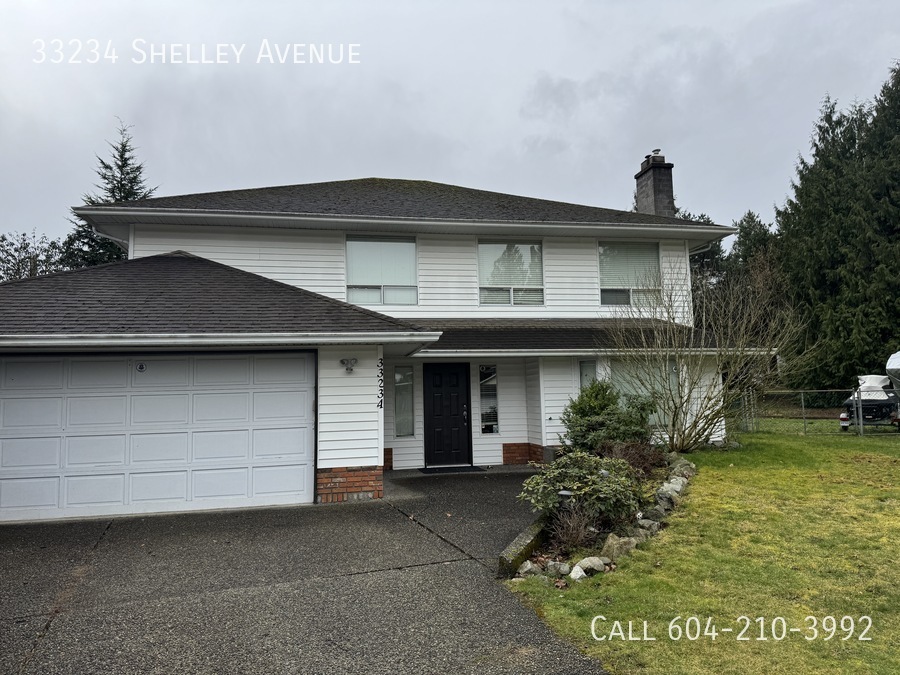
[340,358,358,372]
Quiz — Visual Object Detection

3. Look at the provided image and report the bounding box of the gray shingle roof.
[0,252,424,335]
[418,318,712,351]
[81,178,721,228]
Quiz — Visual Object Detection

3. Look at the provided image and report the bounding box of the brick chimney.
[634,149,675,218]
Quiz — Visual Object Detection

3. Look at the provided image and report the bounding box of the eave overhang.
[0,331,443,356]
[74,207,736,249]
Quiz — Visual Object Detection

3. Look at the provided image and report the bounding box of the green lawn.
[510,433,900,674]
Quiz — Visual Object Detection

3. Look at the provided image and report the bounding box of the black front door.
[423,363,472,466]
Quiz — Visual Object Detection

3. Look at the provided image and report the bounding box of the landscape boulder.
[517,560,542,577]
[599,533,638,561]
[546,560,571,577]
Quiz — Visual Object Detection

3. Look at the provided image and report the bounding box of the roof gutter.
[0,331,442,350]
[415,347,772,357]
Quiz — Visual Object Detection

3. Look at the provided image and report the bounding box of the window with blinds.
[477,241,544,305]
[346,237,417,305]
[598,242,661,306]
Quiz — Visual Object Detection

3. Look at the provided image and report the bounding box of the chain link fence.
[735,389,900,436]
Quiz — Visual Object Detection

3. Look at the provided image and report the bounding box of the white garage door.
[0,353,315,522]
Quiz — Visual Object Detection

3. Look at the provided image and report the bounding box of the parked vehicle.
[839,374,900,432]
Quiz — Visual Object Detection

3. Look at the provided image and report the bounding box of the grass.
[510,433,900,674]
[752,417,900,436]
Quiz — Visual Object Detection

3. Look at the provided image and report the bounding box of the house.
[0,153,733,522]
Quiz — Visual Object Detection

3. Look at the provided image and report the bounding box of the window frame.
[346,236,418,306]
[393,365,415,438]
[477,240,545,306]
[478,364,499,434]
[597,241,662,307]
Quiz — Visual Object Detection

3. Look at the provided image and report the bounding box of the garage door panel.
[192,393,250,423]
[254,356,310,385]
[194,430,249,461]
[131,471,188,502]
[65,474,125,506]
[0,353,315,521]
[0,477,60,508]
[1,437,61,468]
[2,398,63,429]
[66,435,126,467]
[68,396,127,427]
[132,433,189,464]
[69,360,128,388]
[193,468,249,499]
[3,360,64,389]
[253,391,308,421]
[194,358,251,386]
[131,359,189,387]
[131,394,189,425]
[253,428,310,459]
[253,465,308,496]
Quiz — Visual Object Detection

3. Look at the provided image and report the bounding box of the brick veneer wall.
[502,443,545,465]
[383,448,393,471]
[316,466,383,503]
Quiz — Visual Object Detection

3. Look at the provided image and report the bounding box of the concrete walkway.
[1,470,605,674]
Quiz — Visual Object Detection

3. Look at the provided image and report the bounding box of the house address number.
[376,358,384,409]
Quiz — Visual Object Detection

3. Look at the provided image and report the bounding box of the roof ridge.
[0,251,155,288]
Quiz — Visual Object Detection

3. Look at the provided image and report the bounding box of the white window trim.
[477,240,545,306]
[597,240,662,307]
[346,235,419,306]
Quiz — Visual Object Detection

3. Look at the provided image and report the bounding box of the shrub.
[518,451,642,530]
[559,380,653,452]
[598,440,666,478]
[549,501,599,553]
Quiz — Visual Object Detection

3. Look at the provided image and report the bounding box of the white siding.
[660,239,693,325]
[131,225,347,300]
[131,225,695,323]
[417,235,479,308]
[543,238,600,308]
[383,361,425,470]
[316,346,382,468]
[540,357,577,446]
[472,360,528,465]
[525,357,544,447]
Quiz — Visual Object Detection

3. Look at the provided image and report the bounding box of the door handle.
[463,404,468,424]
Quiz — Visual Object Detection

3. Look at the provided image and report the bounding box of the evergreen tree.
[675,207,728,298]
[62,120,156,269]
[727,210,775,270]
[776,66,900,388]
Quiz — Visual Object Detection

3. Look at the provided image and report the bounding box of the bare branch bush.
[604,256,806,452]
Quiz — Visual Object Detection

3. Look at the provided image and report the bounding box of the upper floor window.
[478,241,543,305]
[346,237,417,305]
[598,242,661,306]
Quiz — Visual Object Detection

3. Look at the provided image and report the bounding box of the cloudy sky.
[2,1,898,240]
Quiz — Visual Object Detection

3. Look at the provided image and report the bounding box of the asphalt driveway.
[1,469,604,674]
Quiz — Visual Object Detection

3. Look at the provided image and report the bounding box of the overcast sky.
[2,1,899,240]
